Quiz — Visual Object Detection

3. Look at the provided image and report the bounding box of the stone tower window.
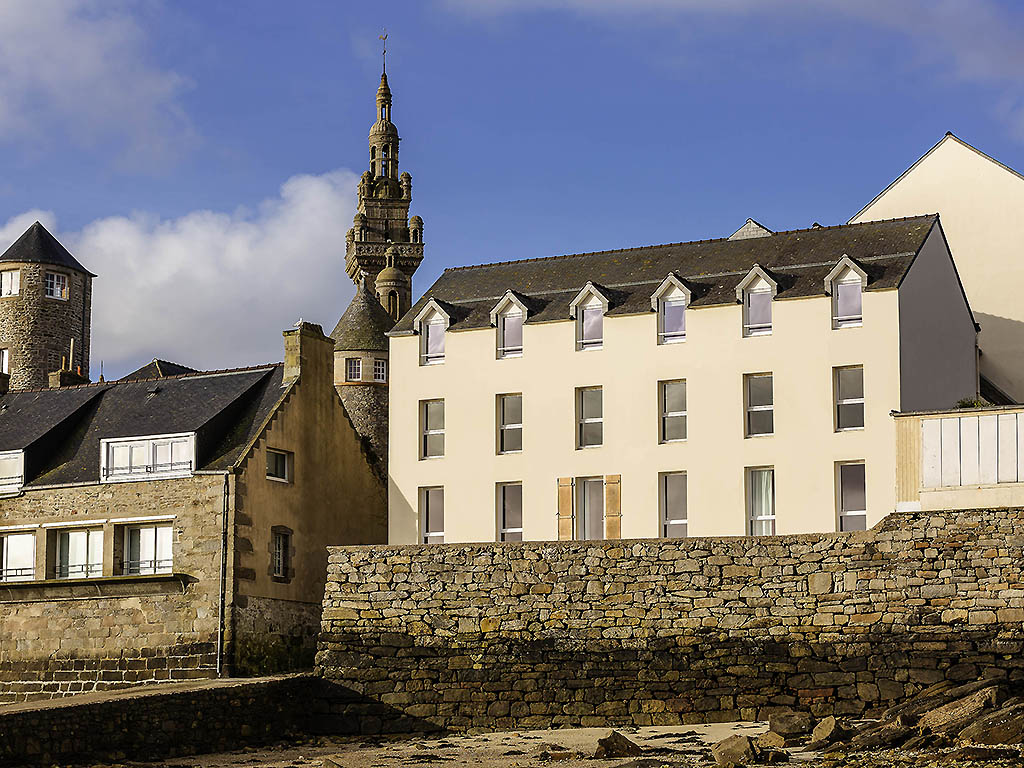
[45,272,68,300]
[0,270,19,297]
[370,146,376,159]
[388,291,398,317]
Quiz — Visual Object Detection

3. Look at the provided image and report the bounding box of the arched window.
[388,291,398,317]
[370,146,376,160]
[380,106,387,120]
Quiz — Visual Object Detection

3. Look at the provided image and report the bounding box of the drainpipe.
[217,472,230,677]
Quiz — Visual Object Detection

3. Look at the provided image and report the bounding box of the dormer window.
[569,282,609,351]
[490,290,529,359]
[0,450,24,494]
[736,266,778,337]
[414,299,451,366]
[651,274,691,344]
[101,433,195,483]
[825,256,868,329]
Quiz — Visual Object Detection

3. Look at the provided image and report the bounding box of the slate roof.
[0,365,288,487]
[391,216,939,334]
[0,221,94,276]
[120,359,199,381]
[330,286,395,351]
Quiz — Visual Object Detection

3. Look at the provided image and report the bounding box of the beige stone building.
[387,216,978,545]
[0,322,385,703]
[851,133,1024,404]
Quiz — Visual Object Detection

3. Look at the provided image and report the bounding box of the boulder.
[768,710,814,737]
[594,730,643,759]
[810,716,850,746]
[712,734,758,766]
[755,731,786,750]
[916,685,1006,735]
[958,702,1024,745]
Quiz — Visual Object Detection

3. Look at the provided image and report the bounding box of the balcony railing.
[56,562,103,579]
[124,558,174,575]
[0,474,23,488]
[0,566,34,582]
[103,461,192,479]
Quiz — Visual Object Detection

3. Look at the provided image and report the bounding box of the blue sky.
[3,0,1024,377]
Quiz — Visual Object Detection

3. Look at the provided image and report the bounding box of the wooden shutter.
[604,474,621,539]
[557,477,574,540]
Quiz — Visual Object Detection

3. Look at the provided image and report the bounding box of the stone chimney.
[283,321,333,388]
[48,368,90,388]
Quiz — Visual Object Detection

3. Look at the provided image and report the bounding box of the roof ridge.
[8,362,282,394]
[441,214,939,275]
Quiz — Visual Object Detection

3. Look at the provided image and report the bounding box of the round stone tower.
[0,221,94,390]
[330,284,396,475]
[375,245,412,321]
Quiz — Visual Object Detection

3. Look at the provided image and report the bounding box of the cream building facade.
[851,133,1024,403]
[387,215,978,544]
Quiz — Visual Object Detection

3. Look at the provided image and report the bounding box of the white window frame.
[0,450,24,494]
[345,358,362,382]
[497,482,523,542]
[660,472,688,538]
[45,272,69,300]
[743,287,773,336]
[123,523,173,575]
[835,366,865,431]
[569,283,609,352]
[266,448,292,483]
[373,358,387,382]
[497,310,524,358]
[420,486,445,544]
[498,393,523,454]
[0,348,8,375]
[56,527,103,579]
[825,256,867,330]
[658,297,687,344]
[838,462,867,532]
[0,269,19,297]
[421,399,445,459]
[0,531,35,582]
[832,279,864,329]
[489,290,530,359]
[747,467,776,536]
[651,274,691,345]
[100,433,195,483]
[745,373,774,437]
[577,386,603,449]
[659,379,687,443]
[574,476,605,541]
[736,266,777,338]
[414,301,451,367]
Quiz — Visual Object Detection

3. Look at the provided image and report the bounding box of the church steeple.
[345,53,423,321]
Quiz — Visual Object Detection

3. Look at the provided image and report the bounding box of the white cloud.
[3,169,360,379]
[0,0,194,167]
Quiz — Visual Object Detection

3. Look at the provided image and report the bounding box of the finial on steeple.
[379,29,388,74]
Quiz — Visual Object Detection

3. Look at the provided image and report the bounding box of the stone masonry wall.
[317,509,1024,732]
[233,596,323,676]
[0,476,225,704]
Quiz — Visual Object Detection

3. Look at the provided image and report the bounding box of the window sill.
[836,427,865,433]
[745,433,774,439]
[100,472,193,485]
[576,444,604,450]
[497,450,523,456]
[419,455,444,461]
[659,439,688,444]
[266,475,291,484]
[0,572,193,602]
[576,345,603,352]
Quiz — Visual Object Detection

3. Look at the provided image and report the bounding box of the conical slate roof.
[0,221,95,276]
[330,286,395,352]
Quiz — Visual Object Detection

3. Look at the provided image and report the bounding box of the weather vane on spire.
[379,29,388,73]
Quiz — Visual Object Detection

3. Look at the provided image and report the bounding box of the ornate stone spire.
[345,53,423,317]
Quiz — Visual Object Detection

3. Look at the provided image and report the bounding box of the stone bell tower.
[344,57,424,321]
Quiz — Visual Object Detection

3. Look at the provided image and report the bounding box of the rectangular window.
[102,434,194,482]
[744,291,772,336]
[661,472,688,538]
[498,483,523,542]
[272,530,291,578]
[498,312,523,358]
[833,281,863,328]
[421,487,444,544]
[0,349,7,375]
[373,359,387,382]
[745,374,774,436]
[57,528,103,578]
[839,463,867,532]
[0,451,23,492]
[748,467,775,536]
[660,380,687,442]
[0,269,19,297]
[345,358,361,382]
[498,394,522,453]
[577,387,603,448]
[266,449,291,482]
[835,366,865,430]
[45,272,68,300]
[658,298,686,344]
[578,306,603,350]
[124,524,173,574]
[421,399,445,458]
[0,532,34,582]
[575,477,605,540]
[422,320,445,365]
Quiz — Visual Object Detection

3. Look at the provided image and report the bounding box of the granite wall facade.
[317,508,1024,732]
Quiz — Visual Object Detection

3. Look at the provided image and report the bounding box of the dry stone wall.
[317,509,1024,732]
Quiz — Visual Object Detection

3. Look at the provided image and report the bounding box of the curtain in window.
[750,469,775,536]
